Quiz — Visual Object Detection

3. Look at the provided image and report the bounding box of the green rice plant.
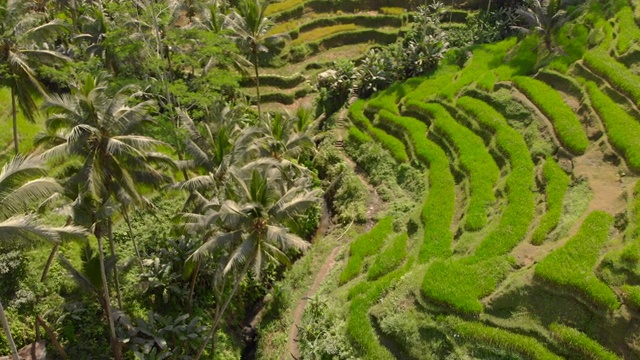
[586,82,640,172]
[421,256,512,314]
[367,233,407,280]
[451,319,563,360]
[549,323,620,360]
[339,217,394,284]
[290,24,362,46]
[367,94,400,115]
[633,0,640,20]
[411,103,499,231]
[379,7,404,15]
[622,285,640,309]
[403,65,458,103]
[616,7,640,54]
[531,157,571,245]
[348,126,372,146]
[512,76,589,154]
[583,50,640,106]
[349,100,409,162]
[456,96,535,259]
[535,211,621,311]
[265,0,304,16]
[377,105,455,261]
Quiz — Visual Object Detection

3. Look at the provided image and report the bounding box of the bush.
[549,323,620,360]
[622,285,640,309]
[339,217,394,284]
[586,81,640,172]
[531,157,571,245]
[583,50,640,106]
[411,103,500,231]
[451,319,563,360]
[512,76,589,154]
[535,211,620,311]
[367,233,407,280]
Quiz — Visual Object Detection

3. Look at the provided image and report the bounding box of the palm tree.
[0,155,86,360]
[37,73,173,360]
[512,0,568,51]
[224,0,286,118]
[249,111,317,162]
[181,165,321,359]
[0,0,69,154]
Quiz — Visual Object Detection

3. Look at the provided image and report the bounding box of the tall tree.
[0,155,86,360]
[224,0,285,118]
[37,73,173,360]
[0,0,69,153]
[180,165,321,359]
[512,0,567,51]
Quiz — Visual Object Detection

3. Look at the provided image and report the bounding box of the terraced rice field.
[281,3,640,359]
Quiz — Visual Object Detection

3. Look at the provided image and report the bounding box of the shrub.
[512,76,589,154]
[367,233,407,280]
[451,319,563,360]
[586,81,640,172]
[531,157,571,245]
[411,103,500,231]
[549,323,620,360]
[616,7,640,54]
[535,211,620,311]
[339,217,394,284]
[583,50,640,106]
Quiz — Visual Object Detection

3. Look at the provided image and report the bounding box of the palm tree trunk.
[107,218,123,309]
[253,47,261,119]
[187,259,201,313]
[11,86,19,154]
[0,299,19,360]
[40,243,60,282]
[96,233,122,360]
[122,207,144,270]
[193,259,253,360]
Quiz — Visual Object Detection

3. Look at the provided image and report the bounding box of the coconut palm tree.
[512,0,568,51]
[0,154,86,360]
[182,165,321,359]
[36,73,173,360]
[0,0,69,154]
[224,0,286,118]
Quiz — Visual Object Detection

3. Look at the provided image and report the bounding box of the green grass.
[349,100,409,163]
[456,96,535,259]
[535,211,620,311]
[339,217,394,285]
[419,97,535,315]
[512,76,589,154]
[379,7,404,15]
[403,65,458,103]
[549,323,620,360]
[583,49,640,106]
[450,318,563,360]
[412,103,499,231]
[348,126,372,145]
[376,104,455,261]
[367,233,407,280]
[616,7,640,54]
[290,24,362,46]
[622,285,640,309]
[586,82,640,172]
[265,0,304,15]
[531,157,571,245]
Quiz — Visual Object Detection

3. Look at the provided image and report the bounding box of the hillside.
[256,0,640,359]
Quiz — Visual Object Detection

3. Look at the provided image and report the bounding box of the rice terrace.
[1,0,640,359]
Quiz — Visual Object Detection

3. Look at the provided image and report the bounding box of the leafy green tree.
[37,73,173,360]
[0,0,69,153]
[180,166,320,359]
[0,155,86,360]
[224,0,285,118]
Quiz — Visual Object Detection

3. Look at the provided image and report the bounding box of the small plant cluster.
[512,76,589,154]
[586,81,640,171]
[535,211,620,311]
[531,157,571,245]
[297,295,355,359]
